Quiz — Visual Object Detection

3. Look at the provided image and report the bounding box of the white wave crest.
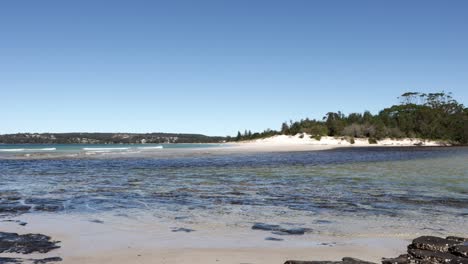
[82,147,130,151]
[0,148,56,152]
[36,148,57,151]
[137,146,164,150]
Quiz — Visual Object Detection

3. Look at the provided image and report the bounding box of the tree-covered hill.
[0,132,226,144]
[234,92,468,144]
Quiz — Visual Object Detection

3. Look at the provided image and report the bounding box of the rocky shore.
[285,236,468,264]
[1,229,466,264]
[0,232,61,264]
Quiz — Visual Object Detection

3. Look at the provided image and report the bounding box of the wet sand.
[1,213,411,264]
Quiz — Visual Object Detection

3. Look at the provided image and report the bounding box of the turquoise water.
[0,143,221,155]
[0,146,467,236]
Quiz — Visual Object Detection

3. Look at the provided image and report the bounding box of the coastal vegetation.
[234,92,468,144]
[0,132,225,144]
[1,92,466,145]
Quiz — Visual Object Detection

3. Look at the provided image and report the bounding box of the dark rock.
[0,232,60,254]
[265,237,284,241]
[408,248,467,263]
[5,197,22,201]
[341,258,376,264]
[32,257,62,264]
[33,205,63,212]
[252,223,312,235]
[252,223,281,231]
[314,220,333,224]
[89,219,104,224]
[1,220,27,226]
[0,205,31,214]
[381,254,410,264]
[284,257,376,264]
[171,227,195,233]
[284,261,339,264]
[447,237,468,243]
[409,236,461,253]
[450,245,468,258]
[0,257,21,264]
[0,257,62,264]
[24,198,65,212]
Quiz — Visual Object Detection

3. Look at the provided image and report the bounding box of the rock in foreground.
[285,236,468,264]
[0,232,60,254]
[383,235,468,264]
[0,257,62,264]
[285,257,376,264]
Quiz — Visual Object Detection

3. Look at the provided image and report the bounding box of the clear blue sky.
[1,1,467,136]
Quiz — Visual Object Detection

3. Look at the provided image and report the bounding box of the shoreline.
[2,211,467,264]
[0,212,413,264]
[0,135,458,160]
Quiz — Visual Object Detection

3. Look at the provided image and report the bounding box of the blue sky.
[1,1,467,136]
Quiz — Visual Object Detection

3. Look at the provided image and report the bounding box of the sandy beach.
[231,134,448,150]
[0,212,412,264]
[0,135,450,160]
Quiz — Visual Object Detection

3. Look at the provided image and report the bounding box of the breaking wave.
[137,146,164,150]
[0,148,57,152]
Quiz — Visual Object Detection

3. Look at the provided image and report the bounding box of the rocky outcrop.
[285,236,468,264]
[382,236,468,264]
[0,257,62,264]
[0,232,60,254]
[408,236,461,252]
[0,232,61,264]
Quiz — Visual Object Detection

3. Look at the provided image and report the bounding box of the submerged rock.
[0,220,27,226]
[252,223,281,231]
[0,232,60,254]
[265,237,284,241]
[89,219,104,224]
[0,257,62,264]
[171,227,195,233]
[31,257,62,264]
[381,254,411,264]
[0,257,20,264]
[252,223,312,235]
[0,205,31,214]
[24,199,65,213]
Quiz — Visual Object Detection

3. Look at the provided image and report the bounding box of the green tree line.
[233,92,468,144]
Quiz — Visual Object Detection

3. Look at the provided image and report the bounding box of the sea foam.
[0,148,56,152]
[137,146,164,150]
[82,147,130,151]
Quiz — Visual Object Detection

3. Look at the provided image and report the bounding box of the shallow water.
[1,146,467,236]
[0,143,220,155]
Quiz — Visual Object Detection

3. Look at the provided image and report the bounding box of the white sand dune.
[232,134,448,150]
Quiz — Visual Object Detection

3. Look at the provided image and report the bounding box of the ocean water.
[0,146,467,236]
[0,143,221,156]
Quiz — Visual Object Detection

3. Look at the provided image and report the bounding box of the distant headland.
[0,133,225,144]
